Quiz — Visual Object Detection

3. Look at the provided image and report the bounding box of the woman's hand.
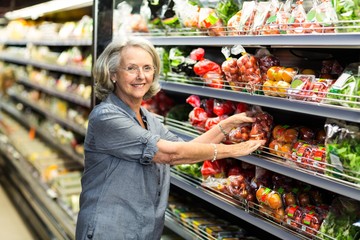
[233,139,266,156]
[219,112,255,134]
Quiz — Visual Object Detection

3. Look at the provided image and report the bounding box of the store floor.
[0,185,35,240]
[0,184,182,240]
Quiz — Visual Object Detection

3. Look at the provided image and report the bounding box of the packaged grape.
[255,49,281,83]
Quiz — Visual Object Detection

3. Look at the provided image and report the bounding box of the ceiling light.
[4,0,92,20]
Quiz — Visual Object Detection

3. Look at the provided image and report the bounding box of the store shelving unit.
[0,1,92,239]
[108,2,360,240]
[0,0,359,239]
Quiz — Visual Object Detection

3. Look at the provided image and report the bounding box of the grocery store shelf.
[0,135,76,239]
[168,127,360,201]
[0,39,92,46]
[170,171,303,240]
[147,34,360,48]
[160,80,360,123]
[0,55,91,77]
[8,93,87,136]
[239,155,360,201]
[164,213,197,240]
[0,102,84,165]
[17,79,91,108]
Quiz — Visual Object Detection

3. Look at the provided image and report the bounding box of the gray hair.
[93,37,161,101]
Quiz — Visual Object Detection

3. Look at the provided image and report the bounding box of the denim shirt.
[75,93,183,240]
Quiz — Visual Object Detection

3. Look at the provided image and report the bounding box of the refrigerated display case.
[0,0,360,239]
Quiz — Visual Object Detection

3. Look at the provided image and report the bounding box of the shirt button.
[158,192,161,196]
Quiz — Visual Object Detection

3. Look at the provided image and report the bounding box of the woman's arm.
[153,138,265,165]
[190,112,255,144]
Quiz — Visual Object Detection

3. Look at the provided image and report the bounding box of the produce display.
[113,0,360,37]
[167,192,263,239]
[1,16,92,41]
[198,160,359,239]
[0,113,82,215]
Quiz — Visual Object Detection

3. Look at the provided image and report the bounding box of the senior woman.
[75,37,265,240]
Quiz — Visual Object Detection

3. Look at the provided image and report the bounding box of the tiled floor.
[0,185,35,240]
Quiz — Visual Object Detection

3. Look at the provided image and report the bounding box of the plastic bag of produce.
[324,119,360,183]
[325,62,360,108]
[173,0,199,28]
[319,196,360,239]
[333,0,360,33]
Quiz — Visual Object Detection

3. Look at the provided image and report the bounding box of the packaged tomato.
[203,71,224,89]
[200,98,215,117]
[228,123,252,143]
[284,204,303,230]
[198,7,225,36]
[227,11,242,36]
[287,0,308,34]
[288,75,316,100]
[221,58,243,91]
[301,210,323,236]
[307,79,334,103]
[237,53,262,91]
[295,142,313,169]
[309,145,326,173]
[238,1,257,35]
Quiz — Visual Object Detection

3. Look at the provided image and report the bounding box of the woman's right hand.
[233,139,266,156]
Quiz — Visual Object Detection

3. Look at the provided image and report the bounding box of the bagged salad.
[325,62,360,108]
[324,119,360,184]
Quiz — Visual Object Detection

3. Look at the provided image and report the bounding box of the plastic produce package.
[319,196,360,239]
[324,119,360,184]
[325,62,360,109]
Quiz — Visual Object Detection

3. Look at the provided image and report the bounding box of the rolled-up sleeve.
[87,105,160,165]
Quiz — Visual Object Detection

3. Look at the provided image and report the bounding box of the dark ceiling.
[0,0,49,18]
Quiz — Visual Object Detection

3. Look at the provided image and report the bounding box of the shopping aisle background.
[0,185,35,240]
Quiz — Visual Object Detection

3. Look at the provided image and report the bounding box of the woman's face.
[113,46,155,105]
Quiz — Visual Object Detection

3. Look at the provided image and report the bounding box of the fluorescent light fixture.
[5,0,93,20]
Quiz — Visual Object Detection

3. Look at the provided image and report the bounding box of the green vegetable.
[319,196,360,240]
[216,0,241,25]
[325,119,360,183]
[166,104,193,121]
[332,0,360,32]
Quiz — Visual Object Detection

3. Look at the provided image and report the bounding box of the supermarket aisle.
[0,185,35,240]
